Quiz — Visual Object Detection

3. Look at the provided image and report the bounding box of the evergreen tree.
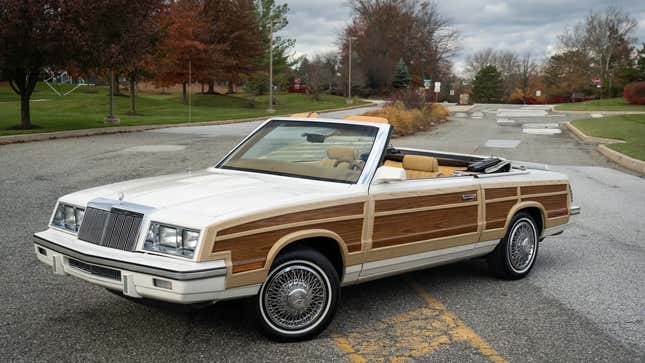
[392,59,410,89]
[472,65,504,103]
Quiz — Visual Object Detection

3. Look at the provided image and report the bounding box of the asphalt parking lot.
[1,104,643,362]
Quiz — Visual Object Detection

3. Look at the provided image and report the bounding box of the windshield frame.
[214,118,391,185]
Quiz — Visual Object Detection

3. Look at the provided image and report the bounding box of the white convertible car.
[34,116,579,341]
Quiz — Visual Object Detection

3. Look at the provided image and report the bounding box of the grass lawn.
[571,115,645,161]
[0,82,364,136]
[555,97,645,112]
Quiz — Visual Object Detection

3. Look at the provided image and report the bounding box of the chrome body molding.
[570,205,581,215]
[357,242,499,282]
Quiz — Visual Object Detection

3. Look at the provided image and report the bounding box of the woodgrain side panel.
[521,184,567,195]
[484,187,517,200]
[213,219,363,273]
[523,194,568,218]
[374,191,478,213]
[372,205,478,249]
[219,203,365,236]
[485,200,517,229]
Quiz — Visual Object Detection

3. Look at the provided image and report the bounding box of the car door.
[359,176,483,279]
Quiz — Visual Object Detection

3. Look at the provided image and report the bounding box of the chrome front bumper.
[33,229,259,304]
[570,205,581,215]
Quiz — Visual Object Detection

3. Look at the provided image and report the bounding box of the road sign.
[434,82,441,93]
[449,89,455,96]
[536,90,542,97]
[424,79,432,89]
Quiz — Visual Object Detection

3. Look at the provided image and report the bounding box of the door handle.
[462,193,477,201]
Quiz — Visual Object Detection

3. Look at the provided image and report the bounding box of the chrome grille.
[78,207,143,251]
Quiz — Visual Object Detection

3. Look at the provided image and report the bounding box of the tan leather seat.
[320,146,360,169]
[384,160,403,168]
[402,155,442,179]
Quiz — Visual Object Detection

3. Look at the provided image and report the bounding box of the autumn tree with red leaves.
[152,0,224,103]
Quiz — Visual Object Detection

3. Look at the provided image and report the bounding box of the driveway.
[0,104,643,362]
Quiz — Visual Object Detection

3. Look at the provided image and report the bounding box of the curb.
[564,122,625,144]
[565,122,644,176]
[597,144,645,175]
[553,109,645,115]
[0,102,376,146]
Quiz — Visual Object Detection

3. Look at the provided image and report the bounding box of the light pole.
[104,70,120,124]
[267,21,275,113]
[347,37,354,104]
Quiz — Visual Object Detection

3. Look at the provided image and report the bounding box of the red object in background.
[624,81,645,105]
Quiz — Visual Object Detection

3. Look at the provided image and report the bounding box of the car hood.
[61,168,363,228]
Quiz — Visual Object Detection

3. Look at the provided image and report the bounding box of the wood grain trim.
[372,205,478,249]
[522,194,568,218]
[375,190,478,213]
[484,187,517,200]
[485,200,517,230]
[219,203,365,236]
[213,219,363,273]
[521,184,567,195]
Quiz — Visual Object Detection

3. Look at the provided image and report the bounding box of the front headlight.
[51,203,85,232]
[144,222,200,258]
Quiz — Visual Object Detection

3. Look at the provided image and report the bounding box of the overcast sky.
[278,0,645,76]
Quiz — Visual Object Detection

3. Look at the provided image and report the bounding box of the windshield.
[219,120,380,183]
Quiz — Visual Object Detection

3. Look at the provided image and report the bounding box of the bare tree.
[559,6,637,98]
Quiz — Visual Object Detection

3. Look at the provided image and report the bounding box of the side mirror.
[372,166,406,184]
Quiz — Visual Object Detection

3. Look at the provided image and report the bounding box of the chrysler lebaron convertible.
[34,116,579,340]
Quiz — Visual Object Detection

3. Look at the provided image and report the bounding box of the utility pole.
[347,37,353,104]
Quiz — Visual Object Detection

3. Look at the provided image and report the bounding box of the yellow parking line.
[333,336,368,363]
[406,279,509,363]
[332,278,509,363]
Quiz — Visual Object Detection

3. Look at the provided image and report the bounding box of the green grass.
[571,115,645,160]
[555,97,645,112]
[0,82,363,136]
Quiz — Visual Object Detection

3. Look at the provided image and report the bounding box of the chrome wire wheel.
[261,261,331,334]
[507,218,537,273]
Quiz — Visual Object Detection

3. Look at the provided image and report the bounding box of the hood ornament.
[118,192,124,201]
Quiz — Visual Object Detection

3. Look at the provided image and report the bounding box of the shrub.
[624,81,645,105]
[362,103,449,136]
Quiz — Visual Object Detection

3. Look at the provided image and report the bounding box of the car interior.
[381,146,512,179]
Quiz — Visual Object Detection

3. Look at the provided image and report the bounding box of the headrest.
[327,146,359,161]
[403,155,439,172]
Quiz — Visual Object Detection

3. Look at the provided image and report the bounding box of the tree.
[247,0,295,96]
[472,65,503,103]
[392,59,410,88]
[0,0,79,129]
[559,6,637,98]
[341,0,458,93]
[203,0,263,94]
[543,50,592,99]
[152,0,221,104]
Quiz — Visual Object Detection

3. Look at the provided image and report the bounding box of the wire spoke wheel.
[507,219,537,273]
[262,263,329,332]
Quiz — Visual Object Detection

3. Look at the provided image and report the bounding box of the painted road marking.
[484,139,521,148]
[332,279,508,363]
[522,128,562,135]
